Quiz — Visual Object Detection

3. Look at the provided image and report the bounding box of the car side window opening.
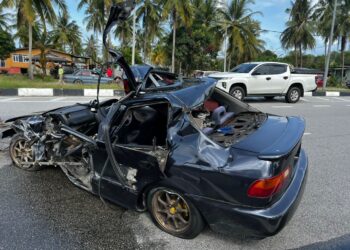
[112,103,169,147]
[252,65,270,75]
[269,64,287,75]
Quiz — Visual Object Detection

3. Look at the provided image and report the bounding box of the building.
[0,48,90,75]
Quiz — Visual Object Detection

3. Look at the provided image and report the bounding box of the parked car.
[194,70,219,78]
[63,69,113,84]
[346,80,350,88]
[0,2,308,239]
[209,62,318,103]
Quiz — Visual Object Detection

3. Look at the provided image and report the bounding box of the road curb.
[0,88,124,97]
[0,88,349,97]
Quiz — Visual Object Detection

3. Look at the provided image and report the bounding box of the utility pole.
[132,8,136,65]
[323,0,338,90]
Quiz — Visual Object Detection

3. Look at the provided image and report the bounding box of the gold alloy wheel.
[151,190,191,233]
[11,138,33,169]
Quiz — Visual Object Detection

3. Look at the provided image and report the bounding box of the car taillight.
[247,166,291,198]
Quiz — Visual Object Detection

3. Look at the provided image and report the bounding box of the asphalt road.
[1,96,350,250]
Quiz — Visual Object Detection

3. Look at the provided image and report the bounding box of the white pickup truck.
[209,62,318,103]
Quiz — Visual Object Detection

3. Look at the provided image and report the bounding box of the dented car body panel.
[1,1,308,238]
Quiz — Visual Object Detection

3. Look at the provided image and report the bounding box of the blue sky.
[68,0,328,56]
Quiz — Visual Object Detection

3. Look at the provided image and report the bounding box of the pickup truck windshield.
[230,63,258,73]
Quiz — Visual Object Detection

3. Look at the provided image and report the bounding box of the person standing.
[58,65,65,85]
[106,66,113,78]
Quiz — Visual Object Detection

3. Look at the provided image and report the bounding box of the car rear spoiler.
[258,117,305,160]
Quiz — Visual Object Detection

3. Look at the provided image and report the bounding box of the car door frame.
[249,64,272,94]
[101,100,171,193]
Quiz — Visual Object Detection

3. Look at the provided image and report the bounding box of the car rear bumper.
[189,149,308,237]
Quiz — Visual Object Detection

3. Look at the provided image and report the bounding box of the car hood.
[233,115,305,159]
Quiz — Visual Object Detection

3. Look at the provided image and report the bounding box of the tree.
[0,7,11,31]
[281,0,316,67]
[160,0,194,73]
[0,29,15,59]
[1,0,67,79]
[137,0,162,62]
[114,16,133,45]
[84,35,100,64]
[34,31,54,77]
[219,0,264,68]
[51,12,83,54]
[78,0,113,62]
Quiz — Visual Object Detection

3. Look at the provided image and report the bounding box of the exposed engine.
[9,111,96,191]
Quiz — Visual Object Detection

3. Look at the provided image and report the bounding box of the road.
[1,96,350,250]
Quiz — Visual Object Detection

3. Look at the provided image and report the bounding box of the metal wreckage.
[1,1,308,239]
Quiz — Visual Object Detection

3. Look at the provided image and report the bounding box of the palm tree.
[84,35,100,64]
[0,7,11,31]
[34,31,54,77]
[281,0,316,67]
[160,0,194,73]
[51,12,82,54]
[137,0,162,62]
[114,16,133,45]
[1,0,67,79]
[219,0,264,67]
[78,0,113,62]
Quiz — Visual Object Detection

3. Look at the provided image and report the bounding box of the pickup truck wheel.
[286,87,301,103]
[229,86,245,101]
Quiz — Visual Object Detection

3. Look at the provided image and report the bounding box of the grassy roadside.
[0,74,123,90]
[318,87,350,92]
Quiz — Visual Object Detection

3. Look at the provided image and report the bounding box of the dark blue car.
[1,2,308,239]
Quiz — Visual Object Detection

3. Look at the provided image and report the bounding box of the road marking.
[0,98,19,102]
[5,100,78,103]
[49,97,66,102]
[315,97,330,101]
[304,132,312,136]
[313,105,330,108]
[271,106,294,108]
[334,97,350,102]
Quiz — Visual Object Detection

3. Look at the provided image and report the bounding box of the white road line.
[271,106,294,108]
[0,98,19,102]
[49,97,66,102]
[334,97,350,102]
[6,100,78,103]
[304,132,312,136]
[315,97,330,101]
[313,105,330,108]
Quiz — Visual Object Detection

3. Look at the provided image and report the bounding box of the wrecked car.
[1,1,308,239]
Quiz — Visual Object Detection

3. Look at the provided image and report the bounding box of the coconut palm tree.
[219,0,264,67]
[84,35,100,64]
[137,0,162,62]
[1,0,67,79]
[114,16,133,45]
[51,12,82,54]
[34,31,55,77]
[160,0,194,73]
[0,7,11,31]
[78,0,113,62]
[281,0,316,67]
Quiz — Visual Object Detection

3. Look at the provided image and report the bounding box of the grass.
[0,74,123,90]
[317,87,350,92]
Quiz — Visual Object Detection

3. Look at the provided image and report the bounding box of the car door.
[249,64,271,94]
[100,101,170,206]
[249,64,289,94]
[266,64,289,94]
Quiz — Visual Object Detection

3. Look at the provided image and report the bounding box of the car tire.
[9,134,44,171]
[264,96,275,100]
[74,79,83,84]
[229,86,245,101]
[147,187,205,239]
[285,87,301,103]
